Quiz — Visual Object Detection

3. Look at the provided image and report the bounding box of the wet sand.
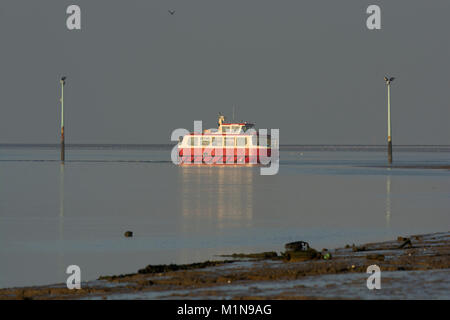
[0,231,449,300]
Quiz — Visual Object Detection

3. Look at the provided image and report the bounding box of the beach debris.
[352,244,367,252]
[124,231,133,237]
[366,254,385,261]
[283,241,319,262]
[219,252,278,259]
[398,238,412,249]
[284,248,319,262]
[321,248,331,260]
[284,241,310,252]
[137,260,233,275]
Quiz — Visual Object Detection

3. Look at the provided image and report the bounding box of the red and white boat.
[178,115,272,165]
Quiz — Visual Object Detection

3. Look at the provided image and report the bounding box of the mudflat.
[1,231,449,300]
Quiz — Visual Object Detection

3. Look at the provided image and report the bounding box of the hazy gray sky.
[0,0,449,144]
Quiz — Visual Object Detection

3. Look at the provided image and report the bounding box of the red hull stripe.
[178,147,270,165]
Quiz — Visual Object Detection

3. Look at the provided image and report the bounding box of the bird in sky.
[168,10,175,15]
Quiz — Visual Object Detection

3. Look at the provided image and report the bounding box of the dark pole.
[384,76,395,164]
[60,77,66,162]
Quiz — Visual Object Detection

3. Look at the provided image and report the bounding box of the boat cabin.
[217,115,256,134]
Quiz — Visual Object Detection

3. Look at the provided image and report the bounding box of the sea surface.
[0,144,449,288]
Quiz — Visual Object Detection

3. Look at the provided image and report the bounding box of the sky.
[0,0,449,145]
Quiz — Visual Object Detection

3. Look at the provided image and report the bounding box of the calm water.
[0,145,449,288]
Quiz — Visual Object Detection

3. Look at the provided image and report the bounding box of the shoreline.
[0,231,449,300]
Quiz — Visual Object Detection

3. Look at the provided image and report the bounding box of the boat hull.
[177,147,271,165]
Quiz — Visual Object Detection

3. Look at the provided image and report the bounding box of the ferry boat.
[177,115,272,165]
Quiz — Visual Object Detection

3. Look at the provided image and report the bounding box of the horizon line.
[1,143,450,147]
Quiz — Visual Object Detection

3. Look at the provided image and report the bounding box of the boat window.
[201,137,211,146]
[212,137,223,146]
[257,135,271,147]
[236,137,247,147]
[232,126,241,133]
[224,137,235,147]
[249,135,257,146]
[189,137,198,146]
[222,126,231,133]
[259,136,270,147]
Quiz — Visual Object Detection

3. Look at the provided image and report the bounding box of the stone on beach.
[124,231,133,237]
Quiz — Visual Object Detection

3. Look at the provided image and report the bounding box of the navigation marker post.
[384,76,395,164]
[60,76,66,162]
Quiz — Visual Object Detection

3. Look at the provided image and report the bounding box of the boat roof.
[221,122,254,126]
[187,132,263,136]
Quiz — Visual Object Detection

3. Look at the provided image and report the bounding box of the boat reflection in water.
[179,166,255,232]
